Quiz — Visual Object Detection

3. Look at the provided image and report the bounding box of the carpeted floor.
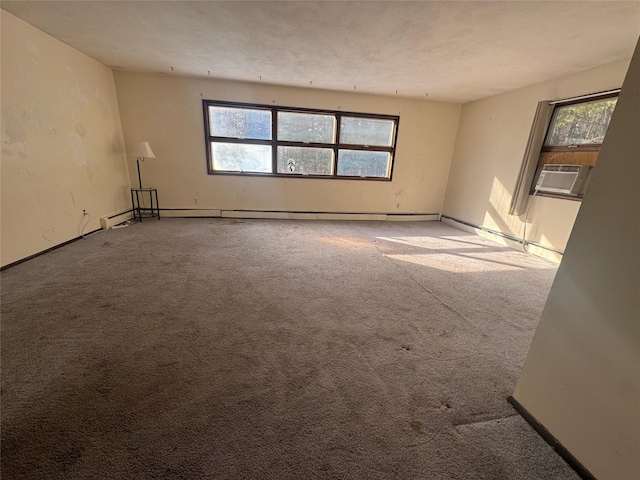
[1,218,579,479]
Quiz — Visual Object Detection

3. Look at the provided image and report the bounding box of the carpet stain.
[96,386,112,395]
[51,443,85,466]
[410,421,423,433]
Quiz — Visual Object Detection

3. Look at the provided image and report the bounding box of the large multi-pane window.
[203,100,399,180]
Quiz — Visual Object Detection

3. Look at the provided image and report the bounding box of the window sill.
[207,170,392,181]
[530,192,583,201]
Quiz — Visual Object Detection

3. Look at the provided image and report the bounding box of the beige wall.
[1,11,131,267]
[113,72,461,215]
[442,59,630,262]
[513,39,640,480]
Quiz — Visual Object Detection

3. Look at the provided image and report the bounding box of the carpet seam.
[453,413,520,428]
[369,237,474,326]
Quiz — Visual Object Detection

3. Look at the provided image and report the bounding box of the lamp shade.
[131,142,156,159]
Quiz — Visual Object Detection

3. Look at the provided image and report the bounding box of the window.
[543,97,617,148]
[203,101,399,180]
[533,93,618,197]
[510,91,619,214]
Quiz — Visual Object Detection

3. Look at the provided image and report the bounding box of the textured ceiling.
[2,1,639,102]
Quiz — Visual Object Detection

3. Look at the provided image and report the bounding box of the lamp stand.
[136,157,144,189]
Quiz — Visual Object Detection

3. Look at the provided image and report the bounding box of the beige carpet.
[1,218,579,479]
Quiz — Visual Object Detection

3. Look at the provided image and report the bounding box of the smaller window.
[277,112,336,143]
[277,146,334,175]
[209,105,272,140]
[340,117,395,146]
[533,93,618,198]
[543,97,617,149]
[211,143,271,173]
[337,150,390,178]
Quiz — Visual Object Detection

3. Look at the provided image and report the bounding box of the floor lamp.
[131,141,156,188]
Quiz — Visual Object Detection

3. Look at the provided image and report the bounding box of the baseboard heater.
[440,214,564,256]
[158,208,440,222]
[100,209,135,229]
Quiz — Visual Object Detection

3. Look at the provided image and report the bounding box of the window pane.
[209,106,271,140]
[278,112,336,143]
[545,98,617,146]
[211,142,271,173]
[277,147,333,175]
[340,117,394,146]
[337,150,390,178]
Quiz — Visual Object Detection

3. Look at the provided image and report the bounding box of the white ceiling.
[2,1,639,103]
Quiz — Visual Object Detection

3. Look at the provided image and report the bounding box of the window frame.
[509,89,619,214]
[531,91,619,199]
[202,100,400,181]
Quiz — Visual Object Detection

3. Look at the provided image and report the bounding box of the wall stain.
[3,109,27,144]
[75,123,87,137]
[42,229,55,242]
[68,133,87,166]
[71,85,89,105]
[26,40,40,56]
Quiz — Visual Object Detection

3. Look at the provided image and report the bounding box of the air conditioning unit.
[535,164,590,195]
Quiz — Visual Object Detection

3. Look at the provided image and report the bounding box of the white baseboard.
[220,210,318,220]
[161,209,222,218]
[106,208,440,224]
[161,209,439,222]
[220,211,439,221]
[386,214,439,222]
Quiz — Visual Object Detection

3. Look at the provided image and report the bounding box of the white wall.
[513,39,640,480]
[1,11,131,266]
[113,72,461,215]
[442,59,630,262]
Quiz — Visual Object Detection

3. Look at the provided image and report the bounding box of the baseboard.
[3,209,133,271]
[440,214,563,263]
[507,396,597,480]
[160,208,222,218]
[161,208,440,222]
[1,229,102,271]
[0,210,437,270]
